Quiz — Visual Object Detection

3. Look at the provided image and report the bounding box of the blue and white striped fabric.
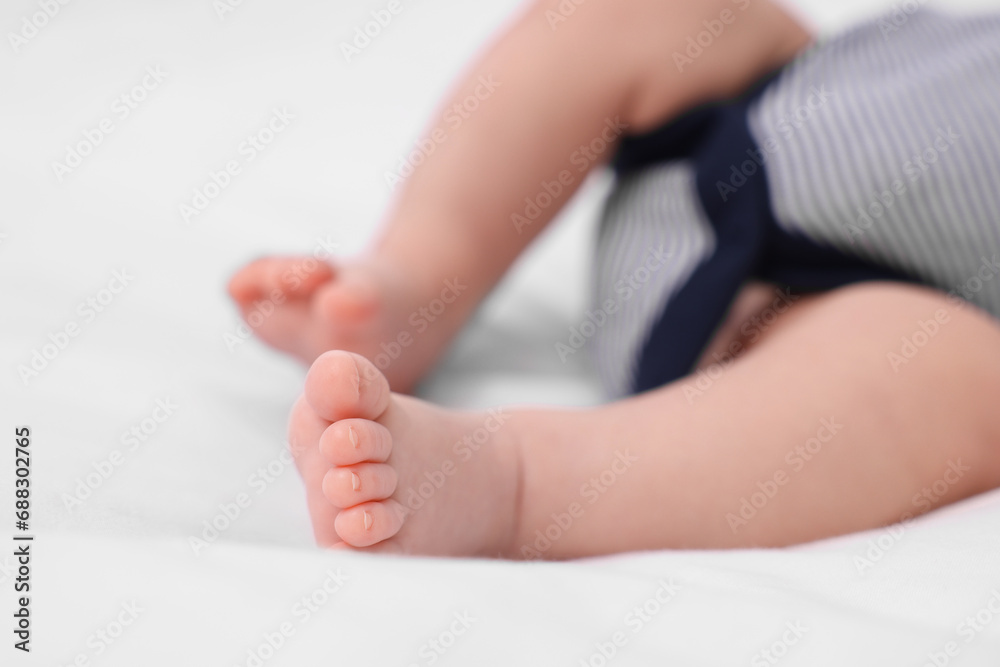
[593,163,717,399]
[593,7,1000,398]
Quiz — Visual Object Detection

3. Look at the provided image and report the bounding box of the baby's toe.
[227,258,271,303]
[305,351,390,422]
[322,463,398,508]
[334,500,405,548]
[319,419,392,466]
[229,256,333,303]
[313,270,381,324]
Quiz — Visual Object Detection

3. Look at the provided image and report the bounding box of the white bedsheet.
[3,0,1000,664]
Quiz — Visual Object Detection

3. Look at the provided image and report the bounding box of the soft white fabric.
[3,0,1000,664]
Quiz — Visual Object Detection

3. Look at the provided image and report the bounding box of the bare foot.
[287,351,522,557]
[228,256,456,392]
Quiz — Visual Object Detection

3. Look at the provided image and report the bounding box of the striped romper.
[593,7,1000,398]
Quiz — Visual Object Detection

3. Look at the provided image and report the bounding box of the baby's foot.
[288,351,522,556]
[228,256,433,392]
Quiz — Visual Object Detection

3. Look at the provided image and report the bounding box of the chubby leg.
[231,0,813,391]
[289,283,1000,558]
[510,282,1000,557]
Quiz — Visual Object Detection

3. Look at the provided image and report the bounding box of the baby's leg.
[231,0,812,391]
[510,282,1000,556]
[290,283,1000,557]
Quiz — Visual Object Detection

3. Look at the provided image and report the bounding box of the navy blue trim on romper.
[611,74,916,395]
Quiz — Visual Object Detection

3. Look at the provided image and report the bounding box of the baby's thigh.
[739,281,1000,480]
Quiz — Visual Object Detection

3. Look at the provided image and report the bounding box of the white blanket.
[3,0,1000,664]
